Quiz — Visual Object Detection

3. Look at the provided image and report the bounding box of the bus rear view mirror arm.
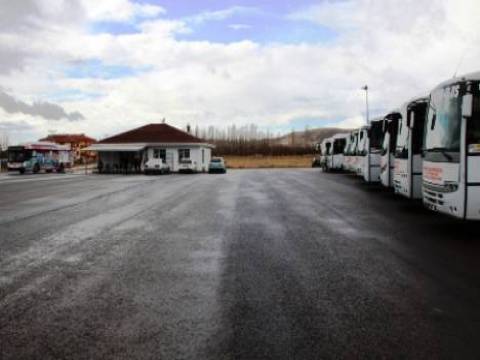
[407,111,414,128]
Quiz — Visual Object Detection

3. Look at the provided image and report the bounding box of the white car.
[178,159,197,173]
[144,158,170,175]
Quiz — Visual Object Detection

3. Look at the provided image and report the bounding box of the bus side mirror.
[431,114,436,130]
[462,94,473,118]
[407,112,415,128]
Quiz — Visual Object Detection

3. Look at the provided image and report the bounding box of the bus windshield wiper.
[426,147,458,161]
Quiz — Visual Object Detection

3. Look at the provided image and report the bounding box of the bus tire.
[33,164,40,174]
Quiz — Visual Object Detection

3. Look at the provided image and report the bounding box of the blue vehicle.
[208,157,227,174]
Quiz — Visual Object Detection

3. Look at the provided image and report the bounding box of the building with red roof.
[39,133,96,163]
[85,123,214,173]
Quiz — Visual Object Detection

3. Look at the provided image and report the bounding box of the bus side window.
[467,95,480,145]
[412,103,427,154]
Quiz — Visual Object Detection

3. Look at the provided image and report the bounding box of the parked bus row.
[317,72,480,220]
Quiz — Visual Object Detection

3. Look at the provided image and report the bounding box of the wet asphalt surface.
[0,169,480,359]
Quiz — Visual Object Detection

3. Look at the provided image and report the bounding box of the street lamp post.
[362,85,369,125]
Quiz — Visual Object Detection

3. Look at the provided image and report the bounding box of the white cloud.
[328,116,366,129]
[80,0,165,22]
[229,24,252,31]
[185,6,257,25]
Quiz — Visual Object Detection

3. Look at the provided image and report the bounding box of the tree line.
[187,124,314,156]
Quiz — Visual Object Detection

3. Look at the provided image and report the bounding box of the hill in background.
[274,127,351,146]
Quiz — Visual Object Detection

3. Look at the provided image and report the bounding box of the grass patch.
[223,155,313,169]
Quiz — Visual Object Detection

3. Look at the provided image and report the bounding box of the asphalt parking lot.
[1,169,479,359]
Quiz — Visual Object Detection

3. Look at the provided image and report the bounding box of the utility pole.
[362,85,369,125]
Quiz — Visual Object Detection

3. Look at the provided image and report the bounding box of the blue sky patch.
[89,1,338,44]
[90,21,140,35]
[177,7,337,44]
[47,88,104,102]
[64,60,150,80]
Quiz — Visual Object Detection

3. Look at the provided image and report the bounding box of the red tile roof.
[99,123,205,144]
[40,134,96,143]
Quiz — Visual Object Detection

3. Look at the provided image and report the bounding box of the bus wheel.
[58,164,65,173]
[19,168,25,174]
[33,164,40,173]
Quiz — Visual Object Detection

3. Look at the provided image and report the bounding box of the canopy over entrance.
[83,143,146,152]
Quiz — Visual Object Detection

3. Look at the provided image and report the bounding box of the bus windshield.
[333,138,346,154]
[346,134,355,155]
[351,133,358,153]
[325,142,332,155]
[369,121,384,149]
[412,102,428,155]
[425,85,462,153]
[8,148,32,163]
[357,130,367,155]
[382,115,399,154]
[395,114,408,157]
[382,132,389,154]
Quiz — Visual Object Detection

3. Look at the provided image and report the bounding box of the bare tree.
[304,125,311,146]
[0,131,9,150]
[191,123,313,156]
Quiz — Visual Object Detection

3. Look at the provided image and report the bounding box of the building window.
[153,149,166,161]
[179,149,190,161]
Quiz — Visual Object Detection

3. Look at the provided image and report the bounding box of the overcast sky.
[0,0,479,144]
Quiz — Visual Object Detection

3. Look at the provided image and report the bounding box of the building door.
[166,151,174,170]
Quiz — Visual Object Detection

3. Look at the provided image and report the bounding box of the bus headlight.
[444,181,458,192]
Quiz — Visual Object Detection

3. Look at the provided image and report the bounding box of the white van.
[144,157,170,175]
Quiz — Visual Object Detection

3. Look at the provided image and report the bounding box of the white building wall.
[145,145,212,172]
[189,147,211,172]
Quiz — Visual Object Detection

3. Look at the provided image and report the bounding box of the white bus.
[358,118,384,182]
[343,131,356,172]
[393,96,429,199]
[380,111,401,187]
[319,138,332,171]
[320,134,348,171]
[356,127,368,176]
[422,72,480,220]
[330,133,348,171]
[347,130,360,173]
